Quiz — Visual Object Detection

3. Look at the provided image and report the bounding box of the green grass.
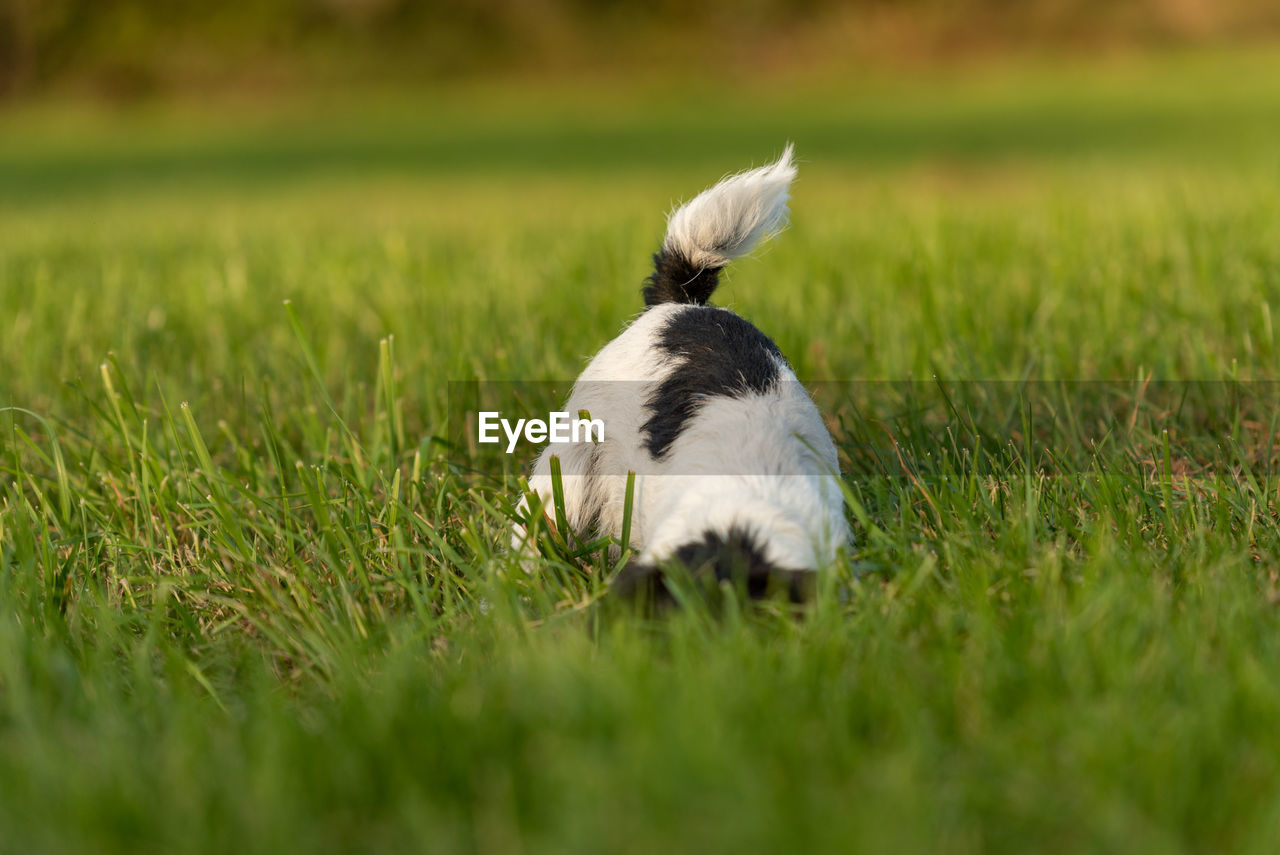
[4,50,1280,853]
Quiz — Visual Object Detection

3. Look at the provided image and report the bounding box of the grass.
[3,49,1280,853]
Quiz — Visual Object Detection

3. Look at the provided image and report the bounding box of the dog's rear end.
[514,145,848,600]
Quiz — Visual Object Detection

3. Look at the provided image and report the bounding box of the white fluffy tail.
[664,143,796,270]
[641,144,797,306]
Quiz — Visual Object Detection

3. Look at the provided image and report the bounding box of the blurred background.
[4,0,1280,100]
[4,0,1280,400]
[4,1,1280,193]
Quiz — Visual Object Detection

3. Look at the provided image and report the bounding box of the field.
[3,50,1280,853]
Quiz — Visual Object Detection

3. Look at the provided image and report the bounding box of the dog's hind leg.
[510,439,605,559]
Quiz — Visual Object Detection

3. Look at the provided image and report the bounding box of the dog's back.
[516,146,848,599]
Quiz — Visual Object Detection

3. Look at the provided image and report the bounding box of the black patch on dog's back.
[643,250,721,306]
[641,306,783,460]
[611,527,813,604]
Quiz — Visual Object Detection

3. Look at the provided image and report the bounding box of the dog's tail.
[643,144,797,307]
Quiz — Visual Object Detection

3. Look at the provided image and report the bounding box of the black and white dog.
[514,145,848,598]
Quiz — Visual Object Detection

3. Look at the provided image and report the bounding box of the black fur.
[641,306,784,460]
[612,527,812,603]
[642,250,722,306]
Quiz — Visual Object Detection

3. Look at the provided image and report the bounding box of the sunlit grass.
[3,53,1280,853]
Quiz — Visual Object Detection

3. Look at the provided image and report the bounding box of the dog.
[513,144,848,600]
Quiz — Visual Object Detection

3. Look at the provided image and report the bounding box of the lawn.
[3,50,1280,854]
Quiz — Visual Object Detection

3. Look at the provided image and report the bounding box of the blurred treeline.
[3,0,1280,99]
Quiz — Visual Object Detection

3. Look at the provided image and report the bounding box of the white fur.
[512,146,848,577]
[663,143,797,270]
